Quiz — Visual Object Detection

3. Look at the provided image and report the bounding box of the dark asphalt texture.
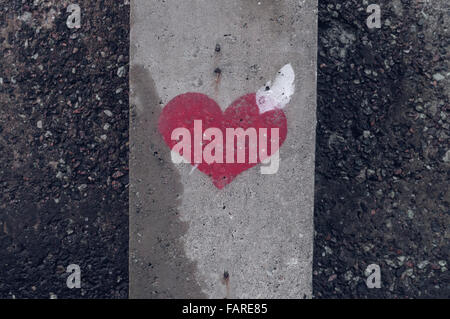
[313,0,449,298]
[0,0,129,298]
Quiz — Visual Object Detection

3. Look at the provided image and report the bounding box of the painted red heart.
[158,92,287,189]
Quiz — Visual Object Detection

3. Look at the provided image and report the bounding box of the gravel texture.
[0,0,448,299]
[0,0,129,298]
[313,0,449,298]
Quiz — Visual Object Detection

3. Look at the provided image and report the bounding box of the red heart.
[158,93,287,189]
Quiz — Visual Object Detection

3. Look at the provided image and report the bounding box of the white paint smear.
[189,163,199,175]
[256,64,295,114]
[171,149,189,164]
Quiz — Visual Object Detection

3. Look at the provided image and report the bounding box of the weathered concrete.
[130,0,317,298]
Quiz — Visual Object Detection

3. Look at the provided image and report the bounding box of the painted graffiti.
[158,64,295,189]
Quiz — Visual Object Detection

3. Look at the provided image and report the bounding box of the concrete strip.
[130,0,317,298]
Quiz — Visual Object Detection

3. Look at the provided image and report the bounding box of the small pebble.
[117,66,125,77]
[432,73,445,81]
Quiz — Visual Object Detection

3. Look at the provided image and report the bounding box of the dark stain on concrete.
[129,64,206,298]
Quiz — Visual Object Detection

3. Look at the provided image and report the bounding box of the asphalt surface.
[0,0,448,298]
[313,0,449,298]
[0,0,129,298]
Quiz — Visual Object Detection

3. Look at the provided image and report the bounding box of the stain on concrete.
[131,0,316,298]
[129,65,206,298]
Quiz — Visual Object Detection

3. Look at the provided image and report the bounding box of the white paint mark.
[189,164,199,175]
[170,149,188,164]
[256,64,295,114]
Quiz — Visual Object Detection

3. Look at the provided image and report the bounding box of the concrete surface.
[130,0,317,298]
